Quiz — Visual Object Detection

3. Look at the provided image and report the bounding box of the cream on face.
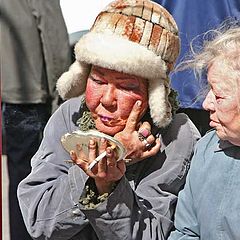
[85,66,148,136]
[202,60,240,146]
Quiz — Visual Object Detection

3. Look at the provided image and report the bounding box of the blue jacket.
[168,130,240,239]
[155,0,240,109]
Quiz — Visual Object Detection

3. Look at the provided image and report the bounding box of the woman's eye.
[119,84,138,90]
[90,76,105,85]
[215,95,223,102]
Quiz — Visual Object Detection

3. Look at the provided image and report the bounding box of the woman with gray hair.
[168,21,240,240]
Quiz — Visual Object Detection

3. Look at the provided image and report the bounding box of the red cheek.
[116,92,148,118]
[85,83,102,111]
[119,97,136,111]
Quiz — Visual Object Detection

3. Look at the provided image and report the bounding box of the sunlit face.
[202,60,240,146]
[85,66,149,136]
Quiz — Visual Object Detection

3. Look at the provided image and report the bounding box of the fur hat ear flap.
[56,61,91,99]
[148,79,172,128]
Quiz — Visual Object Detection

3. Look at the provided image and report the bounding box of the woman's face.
[85,66,149,136]
[202,60,240,146]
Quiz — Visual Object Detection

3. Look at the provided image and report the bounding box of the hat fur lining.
[56,61,90,99]
[75,32,168,81]
[56,31,172,127]
[148,79,172,128]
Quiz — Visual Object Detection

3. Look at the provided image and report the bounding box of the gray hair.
[177,19,240,104]
[191,20,240,79]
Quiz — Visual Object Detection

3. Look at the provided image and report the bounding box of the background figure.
[154,0,240,136]
[1,0,71,239]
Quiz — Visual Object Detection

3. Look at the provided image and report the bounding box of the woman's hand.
[69,100,160,194]
[114,100,161,163]
[70,138,126,195]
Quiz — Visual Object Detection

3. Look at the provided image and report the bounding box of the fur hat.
[57,0,180,128]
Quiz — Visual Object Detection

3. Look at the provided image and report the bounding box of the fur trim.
[148,78,172,127]
[56,61,90,99]
[75,32,168,81]
[56,0,180,127]
[56,32,172,127]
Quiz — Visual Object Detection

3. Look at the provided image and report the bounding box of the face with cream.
[85,65,149,136]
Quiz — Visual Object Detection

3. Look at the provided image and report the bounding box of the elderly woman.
[17,0,200,239]
[168,22,240,240]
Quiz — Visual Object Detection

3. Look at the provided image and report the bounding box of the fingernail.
[136,100,142,107]
[89,139,95,145]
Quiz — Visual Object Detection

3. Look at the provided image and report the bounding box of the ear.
[56,61,91,99]
[148,78,172,128]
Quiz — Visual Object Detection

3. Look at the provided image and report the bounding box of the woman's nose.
[202,91,214,111]
[100,84,117,107]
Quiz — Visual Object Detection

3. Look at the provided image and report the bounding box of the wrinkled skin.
[85,66,149,135]
[71,66,161,194]
[203,60,240,146]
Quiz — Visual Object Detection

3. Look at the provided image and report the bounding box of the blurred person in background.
[154,0,240,136]
[1,0,71,239]
[17,0,200,239]
[168,21,240,240]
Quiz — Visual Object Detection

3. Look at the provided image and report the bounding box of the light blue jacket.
[168,130,240,240]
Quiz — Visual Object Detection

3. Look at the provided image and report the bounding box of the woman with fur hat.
[17,0,200,239]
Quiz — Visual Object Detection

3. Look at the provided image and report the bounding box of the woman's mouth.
[99,115,126,126]
[100,115,113,123]
[209,118,219,128]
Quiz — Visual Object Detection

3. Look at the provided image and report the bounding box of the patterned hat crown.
[89,0,180,73]
[57,0,180,128]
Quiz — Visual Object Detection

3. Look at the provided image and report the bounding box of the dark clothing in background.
[3,104,51,240]
[176,108,210,137]
[1,0,71,239]
[155,0,240,136]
